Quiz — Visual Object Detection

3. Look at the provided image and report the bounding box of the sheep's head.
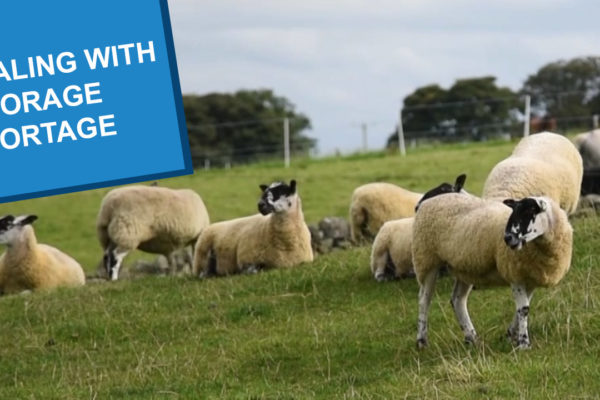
[258,180,297,215]
[415,173,467,212]
[0,215,38,244]
[503,197,550,250]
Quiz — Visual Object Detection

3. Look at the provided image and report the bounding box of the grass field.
[1,139,599,399]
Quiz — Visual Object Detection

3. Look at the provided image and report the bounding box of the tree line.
[387,56,600,148]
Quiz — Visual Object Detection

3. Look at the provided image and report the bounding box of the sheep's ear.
[17,215,38,226]
[259,184,268,192]
[289,180,297,194]
[503,199,516,209]
[454,174,466,191]
[537,198,548,211]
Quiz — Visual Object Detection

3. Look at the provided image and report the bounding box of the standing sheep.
[193,180,313,277]
[349,183,421,244]
[413,193,572,349]
[0,215,85,295]
[97,185,210,280]
[370,174,467,281]
[482,131,583,215]
[573,129,600,168]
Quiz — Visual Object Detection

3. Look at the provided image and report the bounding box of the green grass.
[1,137,599,398]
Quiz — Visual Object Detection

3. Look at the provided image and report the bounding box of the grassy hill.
[0,139,599,398]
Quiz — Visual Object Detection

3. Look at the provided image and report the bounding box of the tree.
[184,90,315,166]
[387,77,519,148]
[521,56,600,130]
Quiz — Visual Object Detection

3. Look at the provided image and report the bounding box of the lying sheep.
[97,185,210,280]
[370,174,467,281]
[413,193,572,349]
[483,131,583,215]
[0,215,85,294]
[349,183,421,244]
[193,180,313,277]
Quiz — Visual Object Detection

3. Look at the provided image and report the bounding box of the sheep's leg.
[507,289,533,341]
[416,269,438,349]
[510,284,533,349]
[450,279,477,345]
[104,243,129,281]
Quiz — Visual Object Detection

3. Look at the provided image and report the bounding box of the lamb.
[349,183,421,244]
[97,185,210,280]
[482,131,583,215]
[193,180,313,277]
[413,193,572,349]
[370,174,467,281]
[0,215,85,294]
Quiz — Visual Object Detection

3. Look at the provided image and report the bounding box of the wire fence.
[187,93,599,169]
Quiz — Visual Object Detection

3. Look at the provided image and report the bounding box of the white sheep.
[0,215,85,294]
[97,185,210,280]
[413,193,572,349]
[349,183,421,244]
[370,174,467,281]
[573,129,600,168]
[193,180,313,277]
[482,131,583,215]
[370,217,414,281]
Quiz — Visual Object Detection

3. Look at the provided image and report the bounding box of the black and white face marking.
[0,215,37,244]
[415,173,467,211]
[503,197,549,250]
[257,180,297,215]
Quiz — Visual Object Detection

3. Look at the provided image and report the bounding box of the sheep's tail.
[350,204,371,244]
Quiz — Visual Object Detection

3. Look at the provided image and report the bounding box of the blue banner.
[0,0,192,202]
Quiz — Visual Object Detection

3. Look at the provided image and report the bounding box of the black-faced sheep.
[412,193,572,349]
[482,131,583,215]
[193,180,313,277]
[0,215,85,294]
[97,185,210,280]
[349,183,421,244]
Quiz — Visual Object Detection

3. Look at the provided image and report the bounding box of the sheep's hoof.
[464,335,478,346]
[374,272,394,282]
[515,335,531,350]
[242,264,260,274]
[416,338,428,349]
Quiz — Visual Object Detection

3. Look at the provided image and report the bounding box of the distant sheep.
[0,215,85,295]
[193,180,313,277]
[483,131,583,215]
[349,183,421,244]
[97,185,210,280]
[370,174,467,281]
[573,129,600,168]
[413,193,572,349]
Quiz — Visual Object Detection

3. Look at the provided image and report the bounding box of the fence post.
[204,159,210,170]
[594,114,599,129]
[523,95,531,137]
[283,117,290,168]
[361,123,368,152]
[397,108,406,156]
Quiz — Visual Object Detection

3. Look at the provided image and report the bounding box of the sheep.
[413,193,572,349]
[193,180,313,277]
[97,185,210,280]
[573,129,600,168]
[0,215,85,294]
[370,174,467,281]
[482,131,583,215]
[349,183,422,244]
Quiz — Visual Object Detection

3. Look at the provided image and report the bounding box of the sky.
[167,0,599,155]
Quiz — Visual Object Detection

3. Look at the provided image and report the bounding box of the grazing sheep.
[97,185,210,280]
[0,215,85,294]
[581,167,600,195]
[573,129,600,168]
[413,193,572,349]
[349,183,421,244]
[193,180,313,277]
[482,131,583,215]
[370,174,467,281]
